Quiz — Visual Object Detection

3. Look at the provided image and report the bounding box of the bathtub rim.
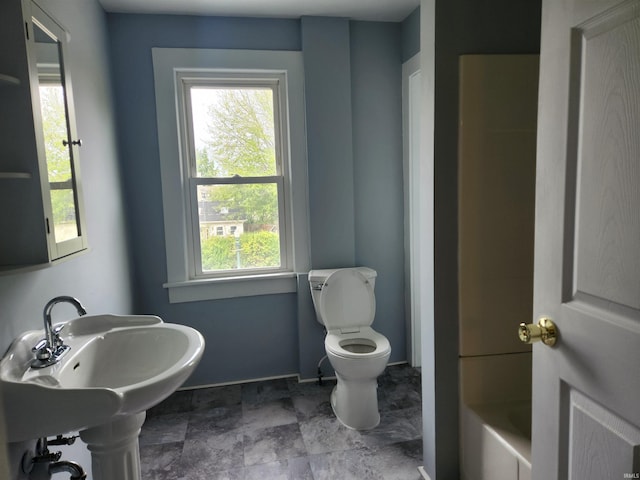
[463,400,532,467]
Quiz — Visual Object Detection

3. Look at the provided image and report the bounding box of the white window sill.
[163,272,298,303]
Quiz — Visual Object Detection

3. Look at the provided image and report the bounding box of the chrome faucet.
[31,296,87,369]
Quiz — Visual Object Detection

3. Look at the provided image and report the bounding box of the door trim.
[402,52,423,367]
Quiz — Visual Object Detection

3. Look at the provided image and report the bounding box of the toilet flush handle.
[518,316,557,347]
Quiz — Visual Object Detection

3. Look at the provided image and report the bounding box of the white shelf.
[0,74,20,86]
[0,172,32,179]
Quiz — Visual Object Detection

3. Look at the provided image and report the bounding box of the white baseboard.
[177,372,298,390]
[177,361,414,390]
[418,466,432,480]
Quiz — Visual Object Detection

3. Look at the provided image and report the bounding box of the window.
[179,78,287,276]
[39,80,80,244]
[153,49,310,303]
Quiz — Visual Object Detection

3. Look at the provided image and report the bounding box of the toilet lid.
[319,268,376,330]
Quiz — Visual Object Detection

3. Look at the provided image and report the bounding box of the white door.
[532,0,640,479]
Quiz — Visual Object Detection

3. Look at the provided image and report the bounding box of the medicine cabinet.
[0,0,88,270]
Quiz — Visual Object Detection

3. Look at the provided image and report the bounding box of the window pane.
[39,85,72,183]
[39,84,80,243]
[197,183,280,272]
[50,188,78,242]
[190,87,277,178]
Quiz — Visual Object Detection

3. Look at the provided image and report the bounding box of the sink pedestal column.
[80,412,146,480]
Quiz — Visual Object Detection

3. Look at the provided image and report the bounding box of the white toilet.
[308,267,391,430]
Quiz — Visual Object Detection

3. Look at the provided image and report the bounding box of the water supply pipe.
[317,354,328,385]
[22,436,87,480]
[49,459,87,480]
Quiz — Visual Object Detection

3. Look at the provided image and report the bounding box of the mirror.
[29,3,87,260]
[33,22,79,243]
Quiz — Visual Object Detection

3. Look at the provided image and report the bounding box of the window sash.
[181,77,285,179]
[187,176,288,278]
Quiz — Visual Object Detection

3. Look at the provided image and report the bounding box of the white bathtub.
[460,400,532,480]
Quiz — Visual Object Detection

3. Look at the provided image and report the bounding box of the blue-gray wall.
[401,7,420,62]
[0,0,133,477]
[302,17,356,269]
[351,21,405,364]
[107,13,408,386]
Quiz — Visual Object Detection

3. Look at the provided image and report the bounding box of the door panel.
[571,3,640,310]
[533,0,640,479]
[566,389,640,480]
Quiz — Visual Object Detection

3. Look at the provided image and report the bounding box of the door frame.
[402,52,424,368]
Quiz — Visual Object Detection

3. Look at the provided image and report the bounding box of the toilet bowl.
[309,267,391,430]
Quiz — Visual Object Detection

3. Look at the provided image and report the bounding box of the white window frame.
[152,48,310,303]
[178,74,290,278]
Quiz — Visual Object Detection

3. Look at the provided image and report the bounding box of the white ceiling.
[97,0,420,22]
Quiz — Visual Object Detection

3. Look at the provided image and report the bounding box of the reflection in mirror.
[33,22,79,244]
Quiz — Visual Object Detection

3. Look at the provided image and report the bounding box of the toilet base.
[330,376,381,430]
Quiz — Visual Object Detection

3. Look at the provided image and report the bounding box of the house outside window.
[152,48,310,303]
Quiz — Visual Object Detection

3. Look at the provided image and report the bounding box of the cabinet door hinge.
[25,22,29,40]
[46,218,50,234]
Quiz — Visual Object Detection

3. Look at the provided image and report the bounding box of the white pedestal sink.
[0,314,205,480]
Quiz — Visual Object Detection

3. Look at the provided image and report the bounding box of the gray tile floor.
[139,363,423,480]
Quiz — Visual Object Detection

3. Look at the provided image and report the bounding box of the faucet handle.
[32,338,48,352]
[51,323,66,348]
[33,344,53,362]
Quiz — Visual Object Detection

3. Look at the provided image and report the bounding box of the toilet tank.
[308,267,377,326]
[308,267,377,289]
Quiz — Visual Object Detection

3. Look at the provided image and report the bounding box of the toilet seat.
[318,269,375,331]
[325,326,391,359]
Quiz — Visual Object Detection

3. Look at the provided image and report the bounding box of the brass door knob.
[518,317,557,346]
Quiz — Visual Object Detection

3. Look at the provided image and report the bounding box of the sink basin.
[0,314,205,443]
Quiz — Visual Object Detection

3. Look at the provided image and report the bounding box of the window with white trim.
[152,49,310,303]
